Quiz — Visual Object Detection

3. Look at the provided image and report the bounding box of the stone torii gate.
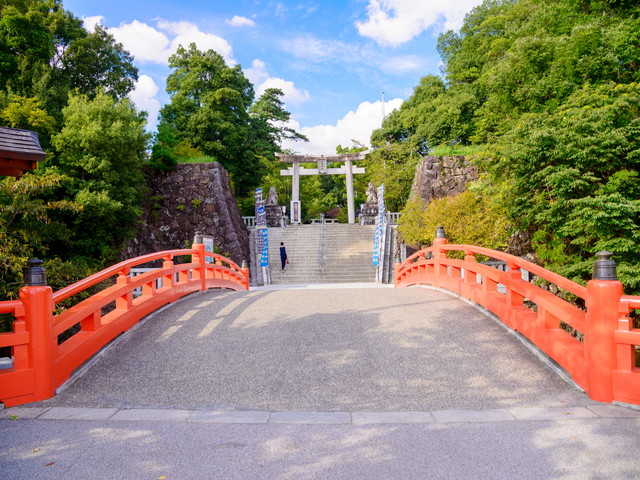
[276,152,367,224]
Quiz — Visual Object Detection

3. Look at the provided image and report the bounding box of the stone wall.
[410,155,478,203]
[121,162,250,266]
[408,155,534,259]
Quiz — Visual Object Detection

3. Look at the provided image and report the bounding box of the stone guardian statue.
[366,182,378,204]
[266,186,278,206]
[360,181,379,225]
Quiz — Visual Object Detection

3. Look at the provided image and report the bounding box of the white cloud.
[280,34,425,73]
[82,15,104,32]
[158,20,235,64]
[108,19,234,65]
[282,98,403,154]
[129,75,161,129]
[226,15,255,27]
[283,35,358,62]
[355,0,484,47]
[245,59,270,85]
[257,77,310,107]
[245,59,310,108]
[379,55,425,73]
[110,20,170,63]
[275,3,287,20]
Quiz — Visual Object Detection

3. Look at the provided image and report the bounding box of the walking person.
[280,242,288,271]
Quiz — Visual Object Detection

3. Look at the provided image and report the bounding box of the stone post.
[291,162,301,224]
[345,159,355,223]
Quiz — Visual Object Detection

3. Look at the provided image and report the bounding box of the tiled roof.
[0,126,46,162]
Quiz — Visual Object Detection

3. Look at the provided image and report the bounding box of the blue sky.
[62,0,483,154]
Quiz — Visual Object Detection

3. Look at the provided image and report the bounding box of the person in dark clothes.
[280,242,288,271]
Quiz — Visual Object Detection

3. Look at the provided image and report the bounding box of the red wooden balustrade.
[394,235,640,406]
[0,243,249,407]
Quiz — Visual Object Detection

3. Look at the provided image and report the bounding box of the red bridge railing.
[0,242,249,407]
[394,228,640,406]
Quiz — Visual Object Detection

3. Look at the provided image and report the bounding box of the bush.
[398,188,512,250]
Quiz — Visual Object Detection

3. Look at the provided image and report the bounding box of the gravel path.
[3,284,639,480]
[31,285,593,411]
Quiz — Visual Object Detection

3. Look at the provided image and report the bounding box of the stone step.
[259,224,378,284]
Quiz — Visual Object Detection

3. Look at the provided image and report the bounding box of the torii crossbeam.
[276,152,367,224]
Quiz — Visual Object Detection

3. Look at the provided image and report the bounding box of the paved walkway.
[1,284,639,479]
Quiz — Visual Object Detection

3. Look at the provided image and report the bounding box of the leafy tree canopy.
[382,0,640,290]
[249,87,308,148]
[48,90,150,261]
[484,82,640,288]
[156,44,306,201]
[0,0,138,138]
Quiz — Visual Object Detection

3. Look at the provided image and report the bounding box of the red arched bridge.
[1,230,638,408]
[0,242,248,407]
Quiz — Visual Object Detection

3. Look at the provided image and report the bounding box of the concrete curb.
[3,405,638,424]
[250,282,394,290]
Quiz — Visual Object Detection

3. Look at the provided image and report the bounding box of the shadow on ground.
[32,287,594,412]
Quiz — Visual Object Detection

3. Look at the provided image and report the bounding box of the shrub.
[398,188,512,250]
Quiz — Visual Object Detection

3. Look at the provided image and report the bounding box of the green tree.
[57,25,137,100]
[249,87,308,151]
[49,90,150,261]
[398,186,511,250]
[362,142,420,212]
[484,83,640,288]
[148,123,179,172]
[0,94,55,138]
[371,75,448,154]
[158,46,306,202]
[370,0,640,293]
[336,140,367,154]
[0,1,146,307]
[0,0,138,135]
[0,0,61,93]
[0,171,80,300]
[158,44,258,196]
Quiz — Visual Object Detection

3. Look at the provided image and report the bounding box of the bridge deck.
[32,285,592,411]
[3,285,639,480]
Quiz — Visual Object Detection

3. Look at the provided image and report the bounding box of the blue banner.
[260,227,269,267]
[255,188,269,267]
[372,184,384,266]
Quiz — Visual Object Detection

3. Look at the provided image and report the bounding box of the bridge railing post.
[241,260,250,290]
[192,232,207,292]
[433,226,448,284]
[20,259,55,402]
[585,251,623,403]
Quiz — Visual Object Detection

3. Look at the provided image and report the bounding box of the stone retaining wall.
[410,155,478,203]
[121,162,250,266]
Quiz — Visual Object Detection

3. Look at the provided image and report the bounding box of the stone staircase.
[266,224,377,283]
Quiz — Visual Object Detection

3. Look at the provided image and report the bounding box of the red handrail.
[395,237,640,406]
[400,244,588,298]
[52,249,197,304]
[0,244,249,407]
